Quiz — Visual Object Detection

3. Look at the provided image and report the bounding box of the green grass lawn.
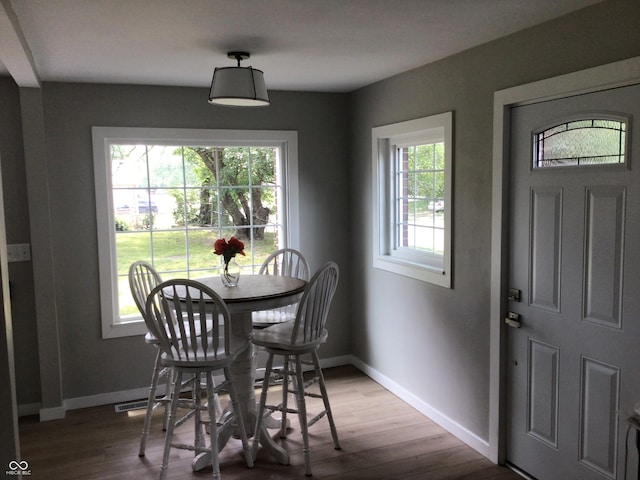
[116,228,278,316]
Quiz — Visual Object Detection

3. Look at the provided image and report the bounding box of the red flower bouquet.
[213,236,245,265]
[214,237,245,286]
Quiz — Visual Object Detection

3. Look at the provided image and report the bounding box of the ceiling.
[0,0,603,93]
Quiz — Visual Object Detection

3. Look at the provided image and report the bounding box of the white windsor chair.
[129,261,220,458]
[129,261,174,457]
[145,278,254,480]
[251,248,310,328]
[251,262,341,477]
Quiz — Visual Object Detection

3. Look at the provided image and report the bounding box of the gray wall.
[2,82,350,403]
[348,0,640,442]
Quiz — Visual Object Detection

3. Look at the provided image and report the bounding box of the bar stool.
[128,261,174,457]
[145,278,254,479]
[251,262,341,477]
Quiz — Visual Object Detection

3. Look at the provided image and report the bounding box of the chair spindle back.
[291,262,339,345]
[145,279,232,361]
[259,248,309,280]
[129,260,163,318]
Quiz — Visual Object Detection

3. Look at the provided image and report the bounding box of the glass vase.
[221,258,241,287]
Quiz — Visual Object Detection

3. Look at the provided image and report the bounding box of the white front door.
[506,84,640,479]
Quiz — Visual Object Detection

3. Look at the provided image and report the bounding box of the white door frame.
[489,55,640,464]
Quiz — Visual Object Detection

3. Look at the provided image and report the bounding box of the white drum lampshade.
[208,52,270,107]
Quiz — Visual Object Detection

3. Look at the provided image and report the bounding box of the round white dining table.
[169,274,306,470]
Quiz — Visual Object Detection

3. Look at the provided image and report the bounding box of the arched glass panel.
[533,116,628,168]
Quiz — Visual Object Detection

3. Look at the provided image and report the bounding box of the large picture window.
[372,113,453,287]
[93,127,299,338]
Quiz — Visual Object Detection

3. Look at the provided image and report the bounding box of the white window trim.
[372,112,453,288]
[92,127,299,339]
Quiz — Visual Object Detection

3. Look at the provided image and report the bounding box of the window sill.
[373,255,450,288]
[102,320,147,339]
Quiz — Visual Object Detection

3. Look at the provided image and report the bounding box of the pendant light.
[208,51,270,107]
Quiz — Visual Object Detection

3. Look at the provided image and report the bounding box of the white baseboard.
[39,405,66,421]
[319,354,353,369]
[349,356,491,459]
[64,384,168,412]
[20,356,354,420]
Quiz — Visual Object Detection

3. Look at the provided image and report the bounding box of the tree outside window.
[93,127,299,338]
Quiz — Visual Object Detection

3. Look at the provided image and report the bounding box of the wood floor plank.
[18,365,522,479]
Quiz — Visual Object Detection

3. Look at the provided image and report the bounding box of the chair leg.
[253,353,274,460]
[160,370,182,480]
[161,365,173,430]
[139,348,164,457]
[224,366,254,469]
[293,355,313,477]
[193,374,205,452]
[312,351,341,450]
[280,355,290,439]
[205,372,221,480]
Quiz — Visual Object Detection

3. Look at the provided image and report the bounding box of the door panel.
[579,356,619,477]
[507,83,640,479]
[528,338,559,448]
[583,187,625,328]
[530,187,562,312]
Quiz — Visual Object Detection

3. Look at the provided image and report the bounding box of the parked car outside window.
[137,200,158,213]
[428,200,444,212]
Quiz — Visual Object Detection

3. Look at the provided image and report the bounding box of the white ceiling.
[0,0,603,92]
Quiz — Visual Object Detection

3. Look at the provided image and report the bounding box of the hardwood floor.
[19,365,521,479]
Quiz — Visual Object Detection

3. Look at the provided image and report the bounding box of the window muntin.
[94,128,298,338]
[394,142,445,266]
[112,144,283,319]
[533,116,628,168]
[372,112,452,288]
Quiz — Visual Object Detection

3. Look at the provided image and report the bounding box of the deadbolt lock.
[504,312,521,328]
[508,288,521,302]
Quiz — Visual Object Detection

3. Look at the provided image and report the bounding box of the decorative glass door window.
[533,116,628,168]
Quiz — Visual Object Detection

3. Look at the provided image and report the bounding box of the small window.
[372,112,453,288]
[533,115,629,168]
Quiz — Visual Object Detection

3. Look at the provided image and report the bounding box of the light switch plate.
[7,243,31,262]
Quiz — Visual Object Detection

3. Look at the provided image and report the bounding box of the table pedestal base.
[191,311,289,471]
[191,411,289,471]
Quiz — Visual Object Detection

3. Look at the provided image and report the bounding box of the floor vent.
[114,400,148,413]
